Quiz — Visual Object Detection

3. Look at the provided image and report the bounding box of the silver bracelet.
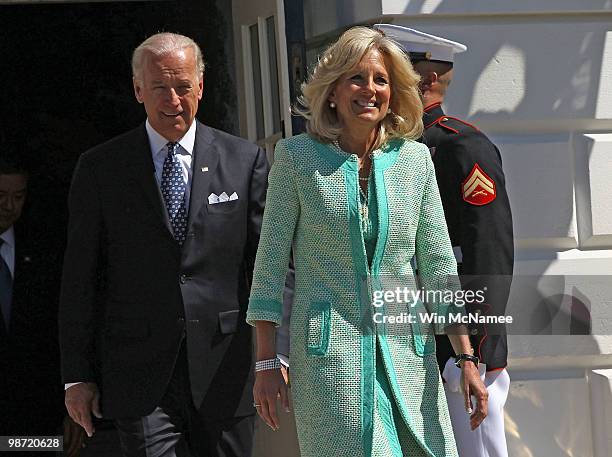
[255,357,281,372]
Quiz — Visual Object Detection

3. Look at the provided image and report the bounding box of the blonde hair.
[132,32,205,83]
[296,26,423,147]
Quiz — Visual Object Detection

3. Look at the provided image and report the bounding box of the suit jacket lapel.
[187,121,218,231]
[124,125,174,236]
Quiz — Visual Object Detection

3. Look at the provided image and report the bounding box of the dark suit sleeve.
[244,146,269,275]
[58,154,104,383]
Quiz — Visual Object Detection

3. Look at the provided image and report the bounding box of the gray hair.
[132,32,205,82]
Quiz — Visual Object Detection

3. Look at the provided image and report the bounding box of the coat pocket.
[306,301,331,356]
[410,301,436,357]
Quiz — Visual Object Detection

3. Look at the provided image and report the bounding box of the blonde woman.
[247,26,487,457]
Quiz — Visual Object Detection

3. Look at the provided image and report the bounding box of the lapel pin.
[201,166,209,172]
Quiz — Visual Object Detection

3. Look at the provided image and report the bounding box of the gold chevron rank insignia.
[462,163,496,205]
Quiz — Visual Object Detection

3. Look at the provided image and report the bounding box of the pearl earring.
[329,102,336,109]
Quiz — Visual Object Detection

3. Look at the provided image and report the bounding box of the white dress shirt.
[146,119,195,208]
[65,121,196,391]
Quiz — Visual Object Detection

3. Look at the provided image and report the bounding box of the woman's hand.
[253,368,289,431]
[460,361,488,430]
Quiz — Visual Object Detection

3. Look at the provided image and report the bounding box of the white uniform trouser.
[443,359,510,457]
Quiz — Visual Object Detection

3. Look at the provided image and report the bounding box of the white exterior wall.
[303,1,612,456]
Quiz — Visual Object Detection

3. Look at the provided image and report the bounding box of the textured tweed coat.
[247,133,459,457]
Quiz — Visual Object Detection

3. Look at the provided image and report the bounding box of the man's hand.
[63,415,85,457]
[460,362,488,430]
[65,382,102,437]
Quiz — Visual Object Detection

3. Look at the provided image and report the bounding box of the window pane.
[266,16,281,133]
[250,23,265,140]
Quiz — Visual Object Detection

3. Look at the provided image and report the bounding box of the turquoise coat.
[247,134,459,457]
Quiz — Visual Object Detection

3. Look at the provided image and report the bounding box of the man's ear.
[197,73,204,100]
[420,71,438,92]
[133,78,144,104]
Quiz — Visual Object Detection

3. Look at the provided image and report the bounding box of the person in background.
[59,32,268,457]
[246,26,488,457]
[376,24,514,457]
[0,155,82,456]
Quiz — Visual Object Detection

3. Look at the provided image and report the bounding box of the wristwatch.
[454,353,479,368]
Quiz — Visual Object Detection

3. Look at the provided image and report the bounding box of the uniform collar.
[423,102,445,129]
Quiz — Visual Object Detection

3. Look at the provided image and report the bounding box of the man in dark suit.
[0,158,68,445]
[59,32,268,457]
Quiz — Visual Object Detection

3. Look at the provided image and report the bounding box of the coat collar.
[314,136,403,172]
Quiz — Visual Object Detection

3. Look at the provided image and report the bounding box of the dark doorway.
[0,1,238,442]
[0,0,237,252]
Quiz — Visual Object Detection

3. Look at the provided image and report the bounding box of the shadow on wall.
[430,22,608,123]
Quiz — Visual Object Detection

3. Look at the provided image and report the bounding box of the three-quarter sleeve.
[414,149,461,331]
[246,139,300,327]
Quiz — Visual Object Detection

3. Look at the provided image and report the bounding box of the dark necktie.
[160,142,188,245]
[0,238,13,329]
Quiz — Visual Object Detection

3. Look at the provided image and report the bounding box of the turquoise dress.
[247,134,459,457]
[361,174,412,456]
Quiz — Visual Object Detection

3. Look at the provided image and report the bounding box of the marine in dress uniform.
[375,24,515,457]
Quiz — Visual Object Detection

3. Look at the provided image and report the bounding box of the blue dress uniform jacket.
[422,103,514,372]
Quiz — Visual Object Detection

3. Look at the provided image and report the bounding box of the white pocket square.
[208,192,239,205]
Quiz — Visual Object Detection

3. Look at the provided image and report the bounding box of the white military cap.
[374,24,467,63]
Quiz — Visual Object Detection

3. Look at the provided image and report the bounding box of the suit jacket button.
[180,274,187,284]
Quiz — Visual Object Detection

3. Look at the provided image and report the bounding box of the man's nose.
[168,88,180,104]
